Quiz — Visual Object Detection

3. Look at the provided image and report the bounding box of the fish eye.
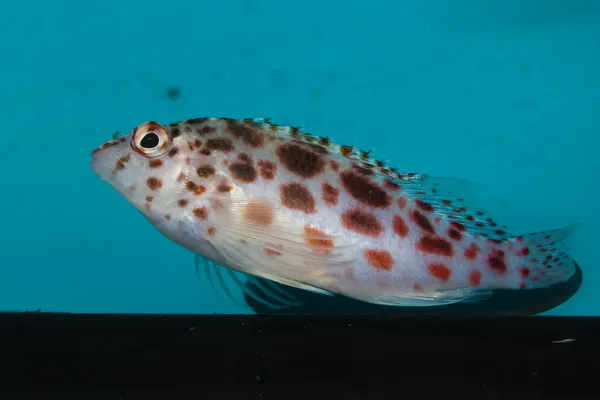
[140,132,160,149]
[131,122,171,158]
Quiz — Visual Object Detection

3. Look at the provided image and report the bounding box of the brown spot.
[448,229,462,241]
[226,120,264,148]
[413,283,422,292]
[464,243,480,260]
[178,199,189,208]
[257,160,276,180]
[469,270,482,286]
[145,196,153,202]
[170,127,181,138]
[192,207,208,219]
[516,246,530,256]
[185,118,209,125]
[276,143,325,178]
[280,183,315,214]
[164,214,172,220]
[416,236,454,257]
[148,159,163,168]
[115,159,126,171]
[365,249,394,271]
[340,209,383,238]
[186,181,206,195]
[340,171,391,208]
[197,164,216,179]
[217,184,233,192]
[322,183,339,206]
[415,199,434,212]
[488,249,507,274]
[451,222,466,232]
[229,163,257,183]
[206,138,234,152]
[147,177,163,191]
[238,153,252,164]
[397,197,407,209]
[392,215,409,237]
[352,163,374,176]
[294,139,328,155]
[330,160,340,172]
[207,227,216,236]
[304,225,334,254]
[244,200,274,226]
[428,263,451,283]
[385,179,401,191]
[410,210,435,234]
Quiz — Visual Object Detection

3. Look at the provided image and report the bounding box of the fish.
[90,117,581,310]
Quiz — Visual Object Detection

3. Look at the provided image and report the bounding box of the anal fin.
[369,287,493,307]
[194,255,303,310]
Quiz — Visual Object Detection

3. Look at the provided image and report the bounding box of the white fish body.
[90,117,580,308]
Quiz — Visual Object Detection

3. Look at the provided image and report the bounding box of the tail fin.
[509,223,581,289]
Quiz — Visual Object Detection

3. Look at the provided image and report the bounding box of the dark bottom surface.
[0,312,598,399]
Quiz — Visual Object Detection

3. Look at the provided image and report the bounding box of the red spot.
[487,249,507,274]
[516,247,530,256]
[469,270,482,286]
[392,215,409,237]
[415,199,434,212]
[464,243,480,260]
[330,160,340,172]
[341,209,383,238]
[410,210,435,234]
[428,263,451,283]
[280,183,316,214]
[520,267,530,279]
[263,248,281,256]
[322,183,340,206]
[192,207,208,220]
[304,225,334,254]
[448,228,462,241]
[516,236,524,243]
[416,236,454,257]
[397,197,407,209]
[364,249,394,271]
[413,283,422,291]
[340,171,391,208]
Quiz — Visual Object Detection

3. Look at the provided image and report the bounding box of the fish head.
[90,121,203,224]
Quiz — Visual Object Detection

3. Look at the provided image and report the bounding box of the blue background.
[0,0,597,315]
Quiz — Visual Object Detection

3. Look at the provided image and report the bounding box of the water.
[1,0,598,316]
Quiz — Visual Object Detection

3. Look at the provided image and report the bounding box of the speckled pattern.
[90,117,580,307]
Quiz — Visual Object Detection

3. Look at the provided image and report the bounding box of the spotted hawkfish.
[90,117,580,309]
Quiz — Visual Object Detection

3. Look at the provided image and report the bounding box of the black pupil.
[140,132,160,149]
